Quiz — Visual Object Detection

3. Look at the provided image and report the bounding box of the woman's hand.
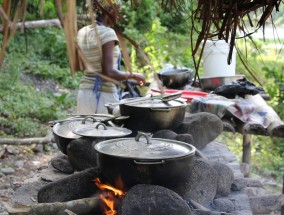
[131,72,146,86]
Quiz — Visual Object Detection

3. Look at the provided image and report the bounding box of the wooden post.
[242,134,252,174]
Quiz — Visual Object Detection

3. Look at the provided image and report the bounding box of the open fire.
[94,178,126,215]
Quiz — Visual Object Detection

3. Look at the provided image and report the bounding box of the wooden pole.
[242,134,252,176]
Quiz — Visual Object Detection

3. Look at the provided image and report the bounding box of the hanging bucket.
[203,40,236,78]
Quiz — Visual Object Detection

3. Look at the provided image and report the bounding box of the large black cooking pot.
[51,115,127,154]
[94,133,196,190]
[158,68,193,89]
[119,98,187,133]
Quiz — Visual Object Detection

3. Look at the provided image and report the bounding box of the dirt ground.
[0,142,58,214]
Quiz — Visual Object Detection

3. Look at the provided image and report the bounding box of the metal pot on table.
[94,132,196,190]
[50,115,129,154]
[157,68,193,89]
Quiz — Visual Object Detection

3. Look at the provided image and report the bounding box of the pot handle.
[135,132,152,144]
[82,116,98,124]
[95,123,107,130]
[134,160,165,165]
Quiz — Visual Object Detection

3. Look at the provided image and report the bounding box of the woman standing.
[77,0,146,114]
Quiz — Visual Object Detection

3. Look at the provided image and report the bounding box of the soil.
[0,143,58,214]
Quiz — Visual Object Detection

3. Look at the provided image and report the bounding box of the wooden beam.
[0,19,61,32]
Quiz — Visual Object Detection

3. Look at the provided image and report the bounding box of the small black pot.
[158,69,193,89]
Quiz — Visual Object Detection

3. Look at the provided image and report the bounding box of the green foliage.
[6,28,82,88]
[218,133,284,181]
[0,28,78,138]
[26,0,58,20]
[119,1,193,80]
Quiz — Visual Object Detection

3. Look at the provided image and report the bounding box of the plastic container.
[151,89,208,101]
[203,40,236,78]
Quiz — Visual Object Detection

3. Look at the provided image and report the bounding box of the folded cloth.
[189,94,235,118]
[190,94,284,134]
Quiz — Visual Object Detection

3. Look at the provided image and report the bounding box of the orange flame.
[94,178,126,215]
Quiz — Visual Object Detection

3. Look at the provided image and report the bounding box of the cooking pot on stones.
[94,132,196,190]
[51,115,127,154]
[157,68,193,89]
[118,98,187,133]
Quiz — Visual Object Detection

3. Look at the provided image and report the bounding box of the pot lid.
[94,132,195,159]
[72,122,132,138]
[52,115,118,139]
[124,98,186,108]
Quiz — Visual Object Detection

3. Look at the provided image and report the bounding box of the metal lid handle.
[135,132,152,145]
[95,123,107,130]
[82,116,98,124]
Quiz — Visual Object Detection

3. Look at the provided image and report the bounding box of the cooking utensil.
[152,89,209,102]
[200,75,245,91]
[72,122,132,138]
[94,132,196,191]
[105,91,182,107]
[52,115,128,154]
[119,98,187,133]
[157,68,193,89]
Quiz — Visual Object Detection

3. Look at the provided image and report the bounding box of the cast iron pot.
[94,132,196,190]
[119,98,187,133]
[157,68,193,89]
[51,115,124,154]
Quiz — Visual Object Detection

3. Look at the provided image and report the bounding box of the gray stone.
[182,158,218,207]
[11,181,48,205]
[50,155,75,174]
[153,130,193,145]
[1,167,15,175]
[38,166,70,183]
[176,133,194,144]
[32,144,43,153]
[120,184,192,215]
[212,162,234,196]
[228,192,252,211]
[231,177,247,191]
[67,137,104,171]
[245,178,263,188]
[212,198,235,212]
[37,168,101,203]
[153,129,177,139]
[249,194,284,215]
[245,187,271,197]
[14,160,24,169]
[174,112,223,150]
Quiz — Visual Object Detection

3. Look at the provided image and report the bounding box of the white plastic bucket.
[203,40,236,78]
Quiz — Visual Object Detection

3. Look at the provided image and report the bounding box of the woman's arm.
[101,41,146,85]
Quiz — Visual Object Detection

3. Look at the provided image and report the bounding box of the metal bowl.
[200,75,245,91]
[157,69,193,89]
